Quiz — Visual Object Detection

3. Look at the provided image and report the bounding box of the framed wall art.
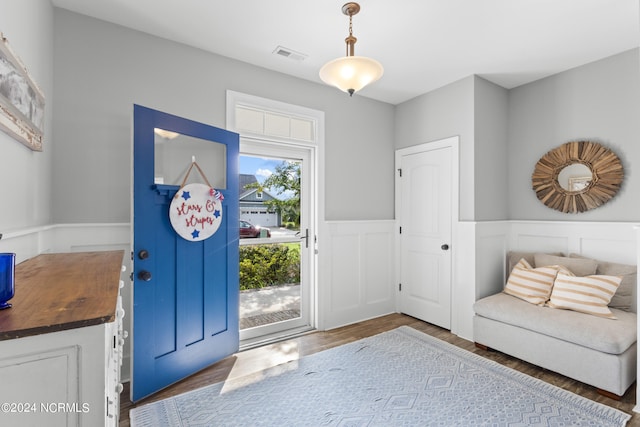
[0,33,45,151]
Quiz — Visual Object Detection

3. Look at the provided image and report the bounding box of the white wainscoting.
[0,223,130,261]
[0,225,57,263]
[319,220,396,330]
[508,221,637,265]
[3,221,398,378]
[453,221,509,340]
[4,221,637,386]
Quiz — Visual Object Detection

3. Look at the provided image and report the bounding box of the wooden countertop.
[0,250,125,341]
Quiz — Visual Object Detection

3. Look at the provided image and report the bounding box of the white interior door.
[396,137,457,330]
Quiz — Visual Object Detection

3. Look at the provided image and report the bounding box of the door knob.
[138,270,152,281]
[441,244,450,250]
[138,249,149,260]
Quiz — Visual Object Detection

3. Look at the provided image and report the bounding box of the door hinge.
[399,226,402,234]
[397,168,402,177]
[399,283,402,291]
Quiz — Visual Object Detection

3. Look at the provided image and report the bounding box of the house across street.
[239,173,281,227]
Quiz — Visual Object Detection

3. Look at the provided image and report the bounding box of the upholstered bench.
[473,252,637,399]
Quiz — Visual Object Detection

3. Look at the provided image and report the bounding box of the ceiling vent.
[273,46,308,61]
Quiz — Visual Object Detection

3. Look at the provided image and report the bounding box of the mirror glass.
[154,128,227,189]
[557,163,592,192]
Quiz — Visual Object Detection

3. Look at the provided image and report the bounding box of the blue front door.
[131,105,239,401]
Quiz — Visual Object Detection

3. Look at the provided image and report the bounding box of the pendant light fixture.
[319,2,383,96]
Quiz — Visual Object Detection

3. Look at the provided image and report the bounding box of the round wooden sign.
[169,183,223,241]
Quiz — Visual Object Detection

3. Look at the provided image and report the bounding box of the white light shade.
[319,56,384,95]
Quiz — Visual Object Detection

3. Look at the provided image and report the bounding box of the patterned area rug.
[130,326,631,426]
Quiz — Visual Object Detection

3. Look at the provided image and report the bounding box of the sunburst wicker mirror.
[531,140,623,213]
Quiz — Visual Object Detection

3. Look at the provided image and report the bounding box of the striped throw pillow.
[504,258,567,305]
[548,273,623,319]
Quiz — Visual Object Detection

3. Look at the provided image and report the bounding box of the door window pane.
[154,128,226,188]
[239,155,302,331]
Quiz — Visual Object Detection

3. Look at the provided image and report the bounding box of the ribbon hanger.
[174,156,214,199]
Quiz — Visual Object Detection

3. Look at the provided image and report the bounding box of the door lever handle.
[300,228,309,248]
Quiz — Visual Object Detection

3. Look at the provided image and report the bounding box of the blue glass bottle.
[0,253,16,309]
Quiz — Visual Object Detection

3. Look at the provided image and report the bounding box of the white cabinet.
[0,306,124,426]
[0,251,125,426]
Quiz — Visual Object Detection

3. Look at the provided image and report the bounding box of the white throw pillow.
[548,273,622,319]
[504,259,568,305]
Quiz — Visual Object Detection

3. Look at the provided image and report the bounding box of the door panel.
[398,145,452,329]
[132,105,239,401]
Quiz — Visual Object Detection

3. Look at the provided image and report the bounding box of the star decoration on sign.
[191,229,200,239]
[181,191,191,201]
[213,209,221,219]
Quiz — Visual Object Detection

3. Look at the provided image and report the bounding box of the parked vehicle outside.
[239,220,271,238]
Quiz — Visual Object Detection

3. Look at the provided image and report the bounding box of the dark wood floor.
[119,313,639,426]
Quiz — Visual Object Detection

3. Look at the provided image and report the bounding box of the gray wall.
[3,5,637,234]
[52,9,395,224]
[0,0,54,232]
[507,49,640,221]
[394,75,510,222]
[395,76,476,220]
[395,49,639,222]
[474,77,509,221]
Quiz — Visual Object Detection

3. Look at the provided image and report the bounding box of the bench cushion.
[473,292,637,355]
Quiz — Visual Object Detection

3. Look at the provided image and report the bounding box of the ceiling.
[51,0,639,105]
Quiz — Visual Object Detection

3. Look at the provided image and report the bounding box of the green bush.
[239,244,300,290]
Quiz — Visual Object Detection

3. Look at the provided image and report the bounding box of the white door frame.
[226,91,324,345]
[395,136,459,330]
